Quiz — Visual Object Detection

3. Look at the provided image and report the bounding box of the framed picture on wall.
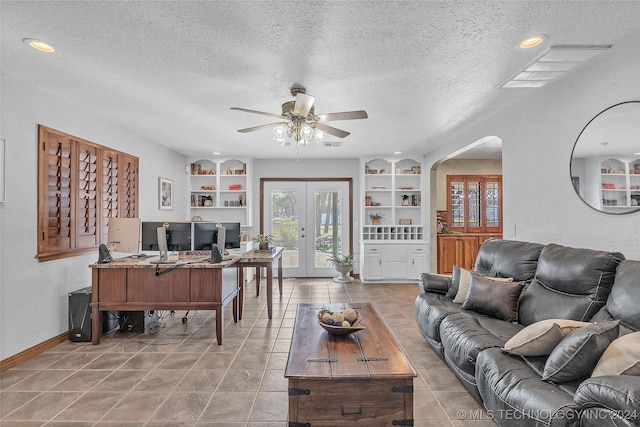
[159,177,173,209]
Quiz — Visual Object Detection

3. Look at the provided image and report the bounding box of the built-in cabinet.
[187,158,252,226]
[360,157,427,281]
[436,233,501,274]
[360,244,427,281]
[600,158,640,212]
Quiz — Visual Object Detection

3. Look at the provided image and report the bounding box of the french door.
[262,179,351,277]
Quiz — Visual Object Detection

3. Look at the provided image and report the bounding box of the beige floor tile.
[150,391,212,422]
[0,280,496,426]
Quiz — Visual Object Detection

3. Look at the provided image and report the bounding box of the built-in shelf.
[187,157,252,226]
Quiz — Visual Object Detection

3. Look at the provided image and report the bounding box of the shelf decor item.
[254,234,274,251]
[317,309,364,335]
[369,212,385,225]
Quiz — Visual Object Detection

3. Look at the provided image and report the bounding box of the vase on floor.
[333,263,354,283]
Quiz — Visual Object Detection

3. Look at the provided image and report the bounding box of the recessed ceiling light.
[634,152,640,155]
[517,35,548,50]
[23,38,55,53]
[393,151,402,155]
[212,152,221,156]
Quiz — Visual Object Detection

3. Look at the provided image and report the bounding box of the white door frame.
[260,178,353,277]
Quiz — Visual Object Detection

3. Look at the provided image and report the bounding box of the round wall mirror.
[570,101,640,214]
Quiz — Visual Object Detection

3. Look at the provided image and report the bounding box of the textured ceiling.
[2,1,640,160]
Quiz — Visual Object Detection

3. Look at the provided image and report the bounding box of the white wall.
[425,32,640,263]
[434,159,502,211]
[0,74,187,360]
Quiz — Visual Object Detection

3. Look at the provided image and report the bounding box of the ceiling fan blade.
[237,122,285,133]
[315,122,350,138]
[316,110,368,121]
[293,93,315,116]
[230,107,284,120]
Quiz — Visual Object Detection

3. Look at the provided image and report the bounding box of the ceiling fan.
[230,86,368,147]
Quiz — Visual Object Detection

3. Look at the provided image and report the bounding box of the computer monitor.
[156,226,169,262]
[151,225,179,264]
[193,222,240,250]
[141,221,191,251]
[216,226,226,252]
[106,217,140,254]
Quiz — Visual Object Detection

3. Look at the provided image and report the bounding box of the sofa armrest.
[575,375,640,423]
[418,273,451,295]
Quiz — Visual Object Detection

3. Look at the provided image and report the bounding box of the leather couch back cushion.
[605,260,640,331]
[518,243,624,326]
[474,238,544,282]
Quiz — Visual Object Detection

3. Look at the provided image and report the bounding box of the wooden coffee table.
[285,302,416,426]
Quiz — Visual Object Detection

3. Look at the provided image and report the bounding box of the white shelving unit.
[600,157,640,213]
[360,157,427,282]
[187,157,252,226]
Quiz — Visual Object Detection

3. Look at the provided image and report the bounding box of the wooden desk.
[238,247,284,320]
[89,256,239,345]
[285,302,416,426]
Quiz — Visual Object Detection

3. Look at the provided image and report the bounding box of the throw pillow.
[503,319,590,356]
[452,267,472,303]
[542,321,620,383]
[460,273,524,322]
[592,332,640,377]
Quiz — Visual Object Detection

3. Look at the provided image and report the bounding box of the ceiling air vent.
[323,141,342,148]
[502,45,610,88]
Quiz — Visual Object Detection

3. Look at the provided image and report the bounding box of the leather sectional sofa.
[414,238,640,427]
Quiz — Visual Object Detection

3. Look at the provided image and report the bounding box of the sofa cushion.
[503,319,591,356]
[476,348,581,426]
[592,331,640,377]
[542,321,620,383]
[413,292,463,354]
[473,238,545,282]
[451,266,472,302]
[441,313,523,377]
[518,244,624,327]
[461,274,523,321]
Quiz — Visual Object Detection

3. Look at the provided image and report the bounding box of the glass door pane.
[313,189,343,268]
[485,181,500,228]
[270,188,302,272]
[450,181,465,230]
[467,181,481,229]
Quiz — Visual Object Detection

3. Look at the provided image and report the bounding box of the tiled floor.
[0,278,495,426]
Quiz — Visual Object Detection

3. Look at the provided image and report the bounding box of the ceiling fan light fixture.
[273,124,287,143]
[314,129,325,143]
[300,124,313,140]
[231,85,368,148]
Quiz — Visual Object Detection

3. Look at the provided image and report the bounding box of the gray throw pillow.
[542,321,620,383]
[460,273,524,322]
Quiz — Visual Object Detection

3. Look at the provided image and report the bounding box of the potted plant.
[254,234,274,250]
[327,252,355,283]
[369,212,385,225]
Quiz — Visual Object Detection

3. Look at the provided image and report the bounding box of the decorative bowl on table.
[317,308,365,335]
